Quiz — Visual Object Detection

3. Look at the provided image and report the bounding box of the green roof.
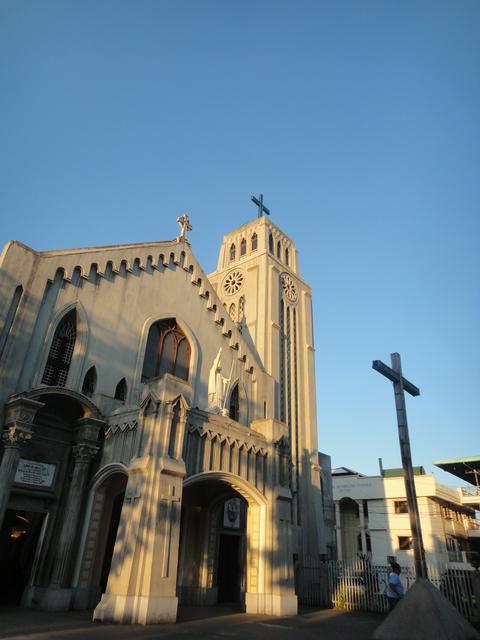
[433,456,480,486]
[382,466,425,477]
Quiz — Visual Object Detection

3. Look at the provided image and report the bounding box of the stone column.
[41,417,103,611]
[0,396,44,528]
[335,501,342,561]
[0,425,33,527]
[49,443,99,589]
[358,499,367,555]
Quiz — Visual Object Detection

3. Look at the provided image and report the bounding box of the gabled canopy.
[434,456,480,486]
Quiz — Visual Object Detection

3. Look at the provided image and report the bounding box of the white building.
[0,211,329,623]
[332,466,478,570]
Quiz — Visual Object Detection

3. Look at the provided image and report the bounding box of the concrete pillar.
[0,396,44,528]
[93,392,187,624]
[358,499,367,555]
[0,425,33,527]
[50,443,99,588]
[335,501,342,561]
[39,417,103,611]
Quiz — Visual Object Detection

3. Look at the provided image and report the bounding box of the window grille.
[142,318,190,382]
[42,310,76,387]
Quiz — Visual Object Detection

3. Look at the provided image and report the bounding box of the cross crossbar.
[251,193,270,217]
[372,360,420,397]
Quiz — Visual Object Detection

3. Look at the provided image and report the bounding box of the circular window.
[223,270,245,295]
[281,273,298,303]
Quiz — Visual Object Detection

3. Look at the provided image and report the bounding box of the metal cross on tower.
[251,194,271,218]
[372,353,428,580]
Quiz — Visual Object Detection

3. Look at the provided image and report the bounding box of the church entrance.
[177,477,247,608]
[217,533,241,603]
[75,469,127,609]
[0,509,45,604]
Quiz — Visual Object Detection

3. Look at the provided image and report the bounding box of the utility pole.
[372,353,428,580]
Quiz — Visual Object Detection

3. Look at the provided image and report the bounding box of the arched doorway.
[74,467,128,609]
[177,472,265,611]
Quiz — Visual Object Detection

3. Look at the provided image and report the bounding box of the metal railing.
[295,557,479,622]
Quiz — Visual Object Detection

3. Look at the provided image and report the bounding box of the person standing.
[386,563,404,610]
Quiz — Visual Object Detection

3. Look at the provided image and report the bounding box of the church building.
[0,206,329,623]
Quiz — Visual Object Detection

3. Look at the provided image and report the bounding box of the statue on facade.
[176,213,192,241]
[207,348,230,414]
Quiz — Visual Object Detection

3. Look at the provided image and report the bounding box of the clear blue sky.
[1,1,479,487]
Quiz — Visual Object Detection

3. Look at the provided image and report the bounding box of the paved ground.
[0,605,384,640]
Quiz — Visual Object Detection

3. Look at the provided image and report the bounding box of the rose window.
[281,273,298,303]
[223,270,245,295]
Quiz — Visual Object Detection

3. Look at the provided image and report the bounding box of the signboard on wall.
[14,459,56,488]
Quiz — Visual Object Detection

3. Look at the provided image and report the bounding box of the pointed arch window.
[142,318,190,382]
[42,310,77,387]
[229,243,236,261]
[82,366,97,396]
[285,248,289,266]
[277,241,281,258]
[229,383,239,421]
[114,378,127,402]
[240,238,246,256]
[251,233,258,251]
[269,233,274,254]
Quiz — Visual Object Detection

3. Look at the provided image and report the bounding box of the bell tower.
[208,205,322,559]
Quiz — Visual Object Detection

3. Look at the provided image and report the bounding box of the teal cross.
[251,194,271,218]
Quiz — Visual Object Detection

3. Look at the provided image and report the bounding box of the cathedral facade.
[0,212,328,623]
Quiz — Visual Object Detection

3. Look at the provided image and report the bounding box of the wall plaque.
[14,459,56,488]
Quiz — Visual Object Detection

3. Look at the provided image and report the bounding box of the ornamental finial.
[176,213,192,241]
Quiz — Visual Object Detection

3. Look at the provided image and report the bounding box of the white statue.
[176,213,192,241]
[207,348,230,413]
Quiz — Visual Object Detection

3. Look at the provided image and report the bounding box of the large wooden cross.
[372,353,428,579]
[251,193,270,218]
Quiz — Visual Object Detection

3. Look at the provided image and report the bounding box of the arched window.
[82,366,97,396]
[42,310,77,387]
[229,243,236,261]
[229,383,239,421]
[229,303,236,321]
[142,318,190,382]
[114,378,127,402]
[240,238,246,256]
[285,248,289,266]
[251,233,258,251]
[269,233,274,254]
[277,241,281,258]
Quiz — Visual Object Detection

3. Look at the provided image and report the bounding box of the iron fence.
[294,557,479,622]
